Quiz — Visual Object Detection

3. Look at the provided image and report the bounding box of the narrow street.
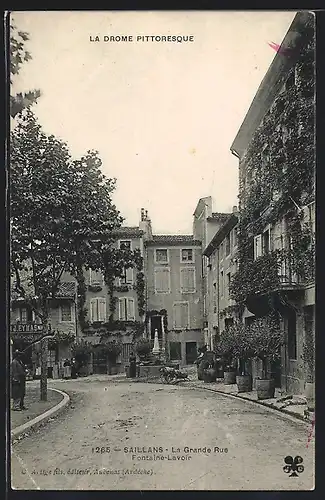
[11,379,314,490]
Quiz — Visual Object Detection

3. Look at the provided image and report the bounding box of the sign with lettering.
[10,323,46,343]
[11,323,44,334]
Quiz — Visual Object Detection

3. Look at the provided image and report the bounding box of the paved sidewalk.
[11,386,64,429]
[182,367,314,424]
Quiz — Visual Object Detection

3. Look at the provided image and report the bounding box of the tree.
[249,315,284,379]
[10,111,141,396]
[10,21,41,118]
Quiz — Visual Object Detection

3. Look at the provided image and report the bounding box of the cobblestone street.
[11,378,314,490]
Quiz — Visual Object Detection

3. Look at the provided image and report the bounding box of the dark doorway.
[150,315,163,340]
[186,342,197,365]
[270,359,282,388]
[93,349,107,374]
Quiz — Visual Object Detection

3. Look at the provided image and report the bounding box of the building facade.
[230,12,315,393]
[145,234,203,365]
[203,209,240,349]
[192,196,230,348]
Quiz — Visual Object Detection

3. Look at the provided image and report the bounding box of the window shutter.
[119,298,126,321]
[127,298,135,320]
[126,268,133,284]
[181,268,195,292]
[180,268,186,292]
[154,270,162,291]
[181,303,189,328]
[173,304,182,329]
[98,298,107,322]
[254,235,262,260]
[155,269,170,292]
[90,299,97,322]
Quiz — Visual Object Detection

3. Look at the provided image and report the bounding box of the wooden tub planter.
[256,378,275,400]
[223,371,236,385]
[236,374,252,393]
[203,368,217,383]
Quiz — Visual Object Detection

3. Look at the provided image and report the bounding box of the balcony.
[276,255,306,290]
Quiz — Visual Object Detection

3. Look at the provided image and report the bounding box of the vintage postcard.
[8,10,315,491]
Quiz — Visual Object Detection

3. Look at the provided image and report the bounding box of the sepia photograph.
[8,10,315,491]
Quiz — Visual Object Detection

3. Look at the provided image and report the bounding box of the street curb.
[186,383,312,426]
[11,388,70,441]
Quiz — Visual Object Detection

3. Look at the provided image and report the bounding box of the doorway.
[186,342,197,365]
[150,315,163,340]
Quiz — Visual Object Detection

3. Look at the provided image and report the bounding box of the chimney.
[233,206,238,213]
[139,208,153,240]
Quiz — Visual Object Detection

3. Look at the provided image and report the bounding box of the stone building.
[202,208,240,349]
[192,196,230,349]
[230,12,315,393]
[145,233,203,365]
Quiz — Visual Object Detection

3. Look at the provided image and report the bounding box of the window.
[304,306,315,337]
[155,249,168,263]
[60,303,72,322]
[119,267,133,285]
[180,267,196,293]
[262,229,271,254]
[287,309,297,360]
[220,242,224,260]
[181,248,194,263]
[225,234,231,256]
[89,268,104,286]
[119,298,135,321]
[169,342,181,360]
[220,270,224,297]
[173,302,189,329]
[227,272,231,296]
[213,283,217,313]
[154,268,170,293]
[119,240,132,250]
[225,317,234,329]
[89,298,107,322]
[253,235,262,260]
[232,228,238,248]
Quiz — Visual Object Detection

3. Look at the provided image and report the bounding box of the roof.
[112,226,143,238]
[203,214,238,257]
[145,235,202,247]
[56,281,77,298]
[11,281,77,301]
[230,12,312,158]
[207,212,231,222]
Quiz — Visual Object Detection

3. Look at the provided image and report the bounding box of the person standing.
[129,352,137,378]
[11,350,27,411]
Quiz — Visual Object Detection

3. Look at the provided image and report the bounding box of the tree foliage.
[10,21,41,118]
[10,110,139,323]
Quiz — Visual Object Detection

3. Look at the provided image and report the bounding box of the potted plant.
[301,332,315,411]
[249,315,284,400]
[134,338,152,362]
[232,323,254,393]
[216,328,237,384]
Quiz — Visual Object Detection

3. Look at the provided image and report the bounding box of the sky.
[11,10,296,234]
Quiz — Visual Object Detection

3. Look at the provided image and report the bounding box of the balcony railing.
[277,255,307,288]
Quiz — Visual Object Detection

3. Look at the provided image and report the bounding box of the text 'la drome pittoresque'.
[90,35,194,43]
